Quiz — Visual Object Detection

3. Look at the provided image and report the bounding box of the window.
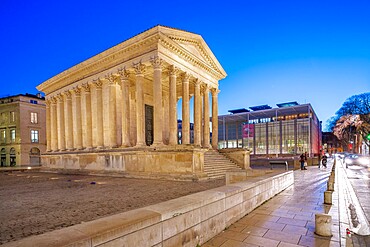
[0,129,5,143]
[10,111,15,123]
[31,112,38,124]
[0,112,6,124]
[30,100,38,104]
[10,129,15,143]
[31,130,39,143]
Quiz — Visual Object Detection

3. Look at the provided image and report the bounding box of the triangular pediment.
[157,26,227,79]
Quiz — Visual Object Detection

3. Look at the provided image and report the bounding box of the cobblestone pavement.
[0,170,224,245]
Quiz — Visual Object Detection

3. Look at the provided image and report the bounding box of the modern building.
[0,93,46,166]
[36,25,226,179]
[218,102,321,157]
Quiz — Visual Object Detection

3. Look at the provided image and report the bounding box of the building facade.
[218,102,321,157]
[0,93,46,166]
[36,26,226,179]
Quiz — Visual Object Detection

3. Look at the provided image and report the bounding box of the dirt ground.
[0,170,225,245]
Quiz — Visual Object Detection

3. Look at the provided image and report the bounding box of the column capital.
[169,65,179,76]
[56,94,64,102]
[182,72,191,82]
[150,56,163,70]
[133,62,146,75]
[81,83,91,93]
[117,67,130,80]
[105,74,116,85]
[93,79,103,89]
[62,90,72,99]
[211,88,221,96]
[201,83,211,93]
[50,97,57,104]
[72,87,81,96]
[194,78,202,87]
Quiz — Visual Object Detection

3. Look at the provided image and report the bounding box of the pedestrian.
[300,152,307,170]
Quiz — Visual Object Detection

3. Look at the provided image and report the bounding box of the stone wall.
[3,171,294,247]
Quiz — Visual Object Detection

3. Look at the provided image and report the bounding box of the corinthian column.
[72,87,82,149]
[203,84,210,148]
[169,65,178,145]
[194,79,201,146]
[105,74,117,148]
[50,97,58,151]
[45,99,51,152]
[56,95,65,151]
[91,80,104,148]
[211,88,220,149]
[118,68,131,147]
[134,62,146,146]
[63,91,74,150]
[151,57,163,146]
[81,83,92,149]
[182,73,190,145]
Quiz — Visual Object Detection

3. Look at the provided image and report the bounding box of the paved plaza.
[0,170,224,245]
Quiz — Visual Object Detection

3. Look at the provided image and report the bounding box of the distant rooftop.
[276,101,299,108]
[249,105,272,111]
[0,93,44,100]
[228,108,249,114]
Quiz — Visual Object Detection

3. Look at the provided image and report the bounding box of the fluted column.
[105,75,117,148]
[45,99,51,152]
[81,83,92,149]
[118,68,131,147]
[182,73,190,145]
[56,95,65,150]
[134,62,146,146]
[63,91,74,150]
[211,88,220,149]
[194,79,201,146]
[169,65,178,145]
[72,87,82,149]
[91,80,104,148]
[203,84,210,148]
[151,57,163,146]
[50,98,58,151]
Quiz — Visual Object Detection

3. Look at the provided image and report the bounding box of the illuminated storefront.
[218,102,321,157]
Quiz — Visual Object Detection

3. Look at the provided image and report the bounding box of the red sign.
[242,124,254,138]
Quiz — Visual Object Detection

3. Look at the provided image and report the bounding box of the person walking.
[300,152,307,170]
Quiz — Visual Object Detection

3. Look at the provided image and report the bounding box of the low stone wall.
[3,171,294,247]
[41,146,208,180]
[219,148,251,169]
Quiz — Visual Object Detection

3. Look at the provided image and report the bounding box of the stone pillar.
[169,65,178,145]
[56,95,66,151]
[45,99,51,152]
[315,213,332,237]
[72,87,82,150]
[118,68,131,147]
[134,62,146,146]
[81,83,92,149]
[182,73,190,145]
[106,75,117,148]
[63,91,74,150]
[50,98,58,151]
[203,84,210,148]
[91,80,104,148]
[211,88,220,149]
[194,79,201,146]
[151,57,163,146]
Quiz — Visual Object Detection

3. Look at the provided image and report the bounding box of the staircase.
[204,149,242,179]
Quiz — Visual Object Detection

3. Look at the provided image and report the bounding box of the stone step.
[203,150,242,179]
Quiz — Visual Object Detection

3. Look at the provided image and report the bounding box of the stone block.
[226,169,247,185]
[161,209,201,240]
[200,199,225,221]
[162,223,201,247]
[315,213,332,237]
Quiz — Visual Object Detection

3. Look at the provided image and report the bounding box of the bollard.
[315,213,333,237]
[329,174,335,183]
[324,190,332,205]
[327,181,334,191]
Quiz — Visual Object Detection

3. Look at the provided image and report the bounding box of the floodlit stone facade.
[37,25,226,179]
[0,94,46,166]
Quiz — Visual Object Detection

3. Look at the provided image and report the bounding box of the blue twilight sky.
[1,0,369,130]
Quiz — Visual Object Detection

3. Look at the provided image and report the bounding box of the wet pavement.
[204,159,342,246]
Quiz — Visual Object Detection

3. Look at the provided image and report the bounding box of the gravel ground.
[0,170,225,245]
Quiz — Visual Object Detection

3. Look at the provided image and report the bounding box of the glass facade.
[218,104,321,157]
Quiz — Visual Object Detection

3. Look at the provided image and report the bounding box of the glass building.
[218,102,321,157]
